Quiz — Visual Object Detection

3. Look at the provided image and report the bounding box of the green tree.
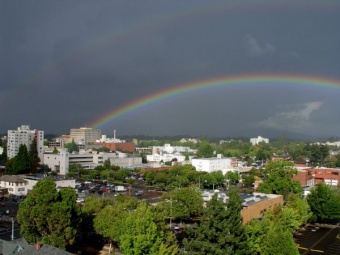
[196,141,214,158]
[183,188,249,255]
[261,225,299,255]
[226,171,240,184]
[17,178,81,249]
[93,196,137,244]
[104,159,111,169]
[307,183,340,223]
[13,144,31,174]
[257,160,303,198]
[304,143,329,166]
[29,137,40,172]
[285,193,311,227]
[0,143,7,166]
[245,207,300,255]
[65,139,79,153]
[120,200,178,255]
[162,186,204,221]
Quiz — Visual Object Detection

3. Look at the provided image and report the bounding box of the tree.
[29,137,40,172]
[13,144,30,174]
[261,225,299,255]
[17,178,81,249]
[162,186,204,221]
[307,183,340,223]
[65,139,79,153]
[257,160,303,198]
[285,193,312,227]
[119,201,178,255]
[226,171,240,184]
[104,159,111,169]
[93,196,136,244]
[245,206,300,255]
[0,143,7,166]
[303,143,329,166]
[196,141,214,158]
[183,188,249,255]
[52,147,59,154]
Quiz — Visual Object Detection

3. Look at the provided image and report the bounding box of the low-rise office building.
[191,155,240,174]
[44,150,142,175]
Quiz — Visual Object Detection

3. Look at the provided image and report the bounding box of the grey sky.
[1,0,340,139]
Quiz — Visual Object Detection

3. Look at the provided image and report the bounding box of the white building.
[44,150,142,175]
[95,130,125,143]
[7,125,44,162]
[0,175,75,196]
[147,152,186,163]
[250,136,269,145]
[70,127,101,144]
[191,155,238,174]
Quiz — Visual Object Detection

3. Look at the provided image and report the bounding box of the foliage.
[196,141,214,158]
[285,193,312,226]
[201,171,226,189]
[261,225,299,255]
[17,178,81,249]
[303,143,330,166]
[119,201,178,255]
[162,186,204,220]
[226,171,240,184]
[183,188,249,255]
[307,183,340,223]
[12,144,31,174]
[68,164,87,178]
[28,137,41,172]
[0,144,7,165]
[245,206,300,255]
[104,159,111,169]
[65,139,79,153]
[257,160,303,198]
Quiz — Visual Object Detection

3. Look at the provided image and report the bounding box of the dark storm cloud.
[1,0,340,139]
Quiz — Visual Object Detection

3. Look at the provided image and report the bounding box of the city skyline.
[1,1,340,138]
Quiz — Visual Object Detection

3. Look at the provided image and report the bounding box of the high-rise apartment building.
[7,125,44,162]
[70,127,101,144]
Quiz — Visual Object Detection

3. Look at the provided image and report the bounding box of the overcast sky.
[1,0,340,139]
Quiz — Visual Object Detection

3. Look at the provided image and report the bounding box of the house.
[0,238,73,255]
[0,176,27,196]
[0,175,75,196]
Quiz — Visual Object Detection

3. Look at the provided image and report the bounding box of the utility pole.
[11,218,15,240]
[169,196,172,228]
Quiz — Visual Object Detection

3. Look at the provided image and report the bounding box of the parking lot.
[294,224,340,254]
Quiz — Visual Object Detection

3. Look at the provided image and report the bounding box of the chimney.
[36,242,41,251]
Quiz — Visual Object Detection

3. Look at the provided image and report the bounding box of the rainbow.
[90,74,340,129]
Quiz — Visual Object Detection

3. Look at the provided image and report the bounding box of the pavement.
[294,224,340,255]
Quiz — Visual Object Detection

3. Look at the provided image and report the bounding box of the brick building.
[94,142,135,153]
[240,192,284,224]
[306,167,340,186]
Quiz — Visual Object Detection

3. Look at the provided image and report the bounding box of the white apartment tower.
[70,127,101,144]
[7,125,44,161]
